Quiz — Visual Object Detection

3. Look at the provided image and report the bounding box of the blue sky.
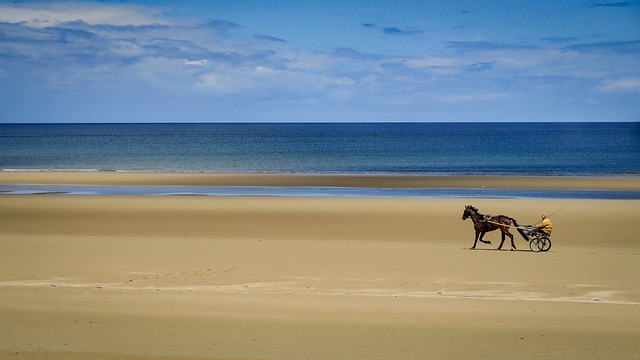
[0,0,639,122]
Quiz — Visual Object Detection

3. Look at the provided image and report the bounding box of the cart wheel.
[541,237,552,252]
[529,238,543,252]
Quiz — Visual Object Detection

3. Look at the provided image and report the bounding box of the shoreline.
[3,184,640,200]
[2,171,640,191]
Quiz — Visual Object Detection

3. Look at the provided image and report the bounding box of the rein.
[547,207,565,217]
[485,219,527,230]
[483,207,563,230]
[466,207,539,230]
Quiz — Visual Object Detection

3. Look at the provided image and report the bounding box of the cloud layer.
[0,1,638,122]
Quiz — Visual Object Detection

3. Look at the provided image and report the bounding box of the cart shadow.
[465,247,548,253]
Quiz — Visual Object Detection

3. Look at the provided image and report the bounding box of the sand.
[1,172,639,359]
[2,171,640,190]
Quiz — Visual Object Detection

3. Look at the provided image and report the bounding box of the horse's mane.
[465,205,479,213]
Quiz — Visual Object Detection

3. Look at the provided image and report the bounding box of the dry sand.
[1,172,639,359]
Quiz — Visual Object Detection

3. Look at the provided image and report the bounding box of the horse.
[461,205,529,250]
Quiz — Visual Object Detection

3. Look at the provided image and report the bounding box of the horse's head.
[462,205,478,220]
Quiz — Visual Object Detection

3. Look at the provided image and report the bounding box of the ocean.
[1,122,639,176]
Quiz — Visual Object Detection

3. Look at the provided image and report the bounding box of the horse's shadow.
[465,247,536,253]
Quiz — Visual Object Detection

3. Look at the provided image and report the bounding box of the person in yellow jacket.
[534,214,553,235]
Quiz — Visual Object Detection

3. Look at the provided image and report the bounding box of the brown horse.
[462,205,529,250]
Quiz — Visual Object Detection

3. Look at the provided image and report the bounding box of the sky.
[0,0,639,123]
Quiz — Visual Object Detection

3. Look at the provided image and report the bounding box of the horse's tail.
[510,218,529,241]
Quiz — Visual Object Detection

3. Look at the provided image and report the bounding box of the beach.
[1,172,639,359]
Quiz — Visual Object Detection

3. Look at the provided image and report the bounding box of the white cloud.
[195,66,306,96]
[185,59,209,66]
[405,56,461,69]
[254,66,278,75]
[329,77,356,86]
[276,49,346,74]
[0,2,171,28]
[593,78,640,92]
[196,73,226,91]
[436,92,514,103]
[109,40,146,58]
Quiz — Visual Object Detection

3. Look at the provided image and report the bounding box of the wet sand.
[2,171,640,190]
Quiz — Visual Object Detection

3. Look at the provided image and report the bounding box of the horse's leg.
[508,231,516,250]
[471,230,480,250]
[497,231,506,250]
[478,231,491,244]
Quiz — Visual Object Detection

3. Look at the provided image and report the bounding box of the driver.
[534,214,553,235]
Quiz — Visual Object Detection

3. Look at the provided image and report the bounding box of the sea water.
[1,122,639,175]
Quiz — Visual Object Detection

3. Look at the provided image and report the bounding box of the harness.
[477,214,498,231]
